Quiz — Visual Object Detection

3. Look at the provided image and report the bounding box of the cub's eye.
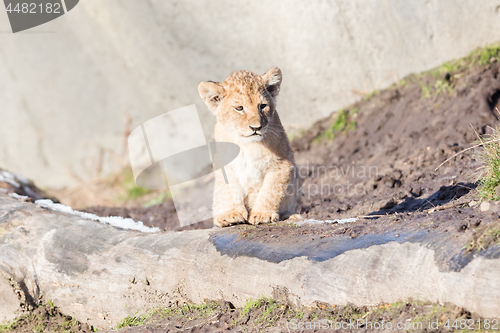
[234,106,244,113]
[259,104,267,110]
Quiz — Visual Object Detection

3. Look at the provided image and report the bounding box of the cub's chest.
[229,147,272,188]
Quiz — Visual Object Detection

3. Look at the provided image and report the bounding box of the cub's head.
[198,68,282,143]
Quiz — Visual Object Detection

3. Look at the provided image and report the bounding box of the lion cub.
[198,67,301,227]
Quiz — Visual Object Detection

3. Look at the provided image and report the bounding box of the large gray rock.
[1,194,500,329]
[1,0,500,187]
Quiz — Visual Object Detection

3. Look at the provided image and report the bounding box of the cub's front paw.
[248,211,279,225]
[214,209,248,228]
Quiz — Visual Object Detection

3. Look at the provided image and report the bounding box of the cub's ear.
[198,81,225,111]
[261,67,282,98]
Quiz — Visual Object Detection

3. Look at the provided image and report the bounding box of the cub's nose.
[249,124,262,131]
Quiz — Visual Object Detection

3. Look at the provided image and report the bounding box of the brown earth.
[291,63,496,222]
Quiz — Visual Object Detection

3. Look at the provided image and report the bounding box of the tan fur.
[198,68,302,227]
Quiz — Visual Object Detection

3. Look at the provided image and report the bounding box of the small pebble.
[480,202,491,212]
[469,201,477,207]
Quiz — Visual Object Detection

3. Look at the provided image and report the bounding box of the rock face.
[2,0,500,187]
[1,194,500,329]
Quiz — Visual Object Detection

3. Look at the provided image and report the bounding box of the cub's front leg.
[248,163,293,225]
[212,170,248,227]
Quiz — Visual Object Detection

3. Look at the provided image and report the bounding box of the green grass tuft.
[258,299,281,324]
[419,81,431,98]
[115,311,148,329]
[0,319,20,333]
[364,90,380,101]
[143,191,171,207]
[434,79,454,96]
[414,42,500,99]
[465,225,500,252]
[234,298,284,328]
[115,301,220,330]
[476,42,500,66]
[430,42,500,78]
[121,171,151,200]
[478,127,500,200]
[240,298,266,317]
[314,108,358,142]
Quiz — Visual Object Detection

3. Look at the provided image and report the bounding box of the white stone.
[480,201,491,212]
